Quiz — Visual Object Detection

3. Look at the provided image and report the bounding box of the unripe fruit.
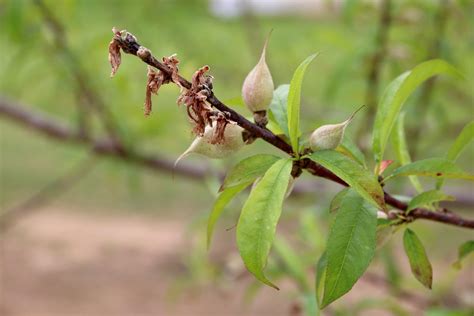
[242,32,274,121]
[309,105,364,151]
[174,122,245,166]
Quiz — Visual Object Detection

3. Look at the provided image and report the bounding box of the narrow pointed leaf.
[220,154,280,191]
[288,53,319,155]
[392,112,423,193]
[437,121,474,189]
[403,228,433,289]
[453,240,474,269]
[372,59,462,168]
[310,150,385,209]
[406,190,455,213]
[321,190,378,308]
[384,158,474,182]
[269,84,290,136]
[237,158,293,290]
[207,182,251,249]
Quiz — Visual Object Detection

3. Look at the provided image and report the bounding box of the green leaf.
[321,190,378,308]
[392,112,423,193]
[273,237,309,291]
[329,188,349,213]
[220,154,280,191]
[310,150,385,209]
[453,240,474,269]
[406,190,455,213]
[403,228,433,289]
[437,121,474,189]
[287,53,319,156]
[237,158,293,289]
[338,135,366,167]
[372,59,462,169]
[315,251,327,306]
[269,84,290,136]
[384,158,474,182]
[207,182,251,249]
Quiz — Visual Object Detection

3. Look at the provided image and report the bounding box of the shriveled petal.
[108,39,121,77]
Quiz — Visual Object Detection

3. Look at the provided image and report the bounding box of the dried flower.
[108,28,122,77]
[177,65,214,136]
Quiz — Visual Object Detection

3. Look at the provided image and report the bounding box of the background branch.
[0,156,97,232]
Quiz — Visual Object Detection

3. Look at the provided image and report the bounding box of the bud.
[242,32,274,125]
[309,105,365,151]
[174,122,245,167]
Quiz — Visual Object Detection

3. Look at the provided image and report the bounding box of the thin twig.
[0,156,97,232]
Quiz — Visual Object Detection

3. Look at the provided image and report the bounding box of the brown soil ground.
[0,209,472,316]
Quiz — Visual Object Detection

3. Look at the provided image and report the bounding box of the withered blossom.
[144,66,170,116]
[162,54,181,86]
[210,112,231,145]
[108,28,122,77]
[177,65,219,136]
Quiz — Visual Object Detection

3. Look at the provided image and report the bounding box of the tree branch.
[0,97,208,180]
[113,30,473,229]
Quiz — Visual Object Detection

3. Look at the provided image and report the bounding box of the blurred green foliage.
[0,0,472,212]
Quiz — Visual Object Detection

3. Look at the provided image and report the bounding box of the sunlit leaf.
[437,121,474,189]
[453,240,474,269]
[207,182,251,249]
[384,158,474,182]
[269,84,290,136]
[392,112,423,193]
[287,53,319,156]
[321,190,378,308]
[220,154,280,191]
[237,158,293,289]
[372,59,462,169]
[403,228,433,289]
[406,190,455,213]
[310,150,385,209]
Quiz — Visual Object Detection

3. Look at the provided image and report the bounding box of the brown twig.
[112,30,474,230]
